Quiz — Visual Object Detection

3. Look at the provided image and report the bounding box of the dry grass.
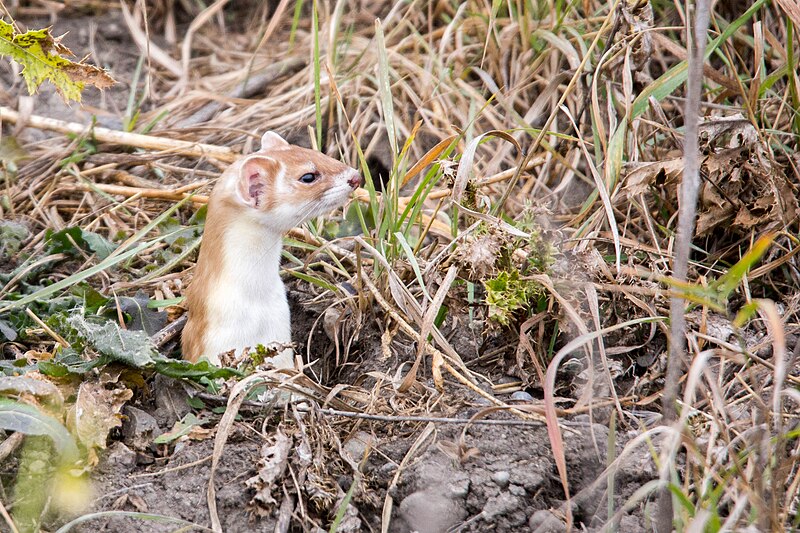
[1,0,800,531]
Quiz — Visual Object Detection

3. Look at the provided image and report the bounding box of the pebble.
[510,391,534,402]
[96,441,137,474]
[509,484,526,496]
[492,470,510,489]
[447,478,470,498]
[121,406,160,451]
[399,489,467,533]
[528,509,564,532]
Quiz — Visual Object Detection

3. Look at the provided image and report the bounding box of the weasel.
[181,131,361,368]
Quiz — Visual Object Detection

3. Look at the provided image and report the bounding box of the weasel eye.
[299,173,317,184]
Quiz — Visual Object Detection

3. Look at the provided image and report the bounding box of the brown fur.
[181,187,230,362]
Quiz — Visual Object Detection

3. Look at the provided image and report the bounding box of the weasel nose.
[347,172,363,189]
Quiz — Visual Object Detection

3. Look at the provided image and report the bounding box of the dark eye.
[299,173,317,184]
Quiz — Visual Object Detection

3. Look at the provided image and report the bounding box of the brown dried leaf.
[621,158,683,198]
[245,428,293,512]
[69,378,132,464]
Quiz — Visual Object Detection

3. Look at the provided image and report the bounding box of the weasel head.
[219,131,362,232]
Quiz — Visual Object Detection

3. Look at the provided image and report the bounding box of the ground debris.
[245,427,292,513]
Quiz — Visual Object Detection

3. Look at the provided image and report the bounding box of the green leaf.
[46,226,115,259]
[0,398,79,461]
[73,318,156,367]
[81,231,116,259]
[484,270,542,326]
[287,270,338,292]
[117,290,168,336]
[668,482,696,517]
[0,19,115,103]
[150,356,242,381]
[394,231,432,302]
[1,358,38,376]
[375,19,397,159]
[0,220,29,258]
[38,358,81,377]
[0,240,150,314]
[153,413,206,444]
[712,234,774,301]
[0,319,17,341]
[38,347,109,376]
[71,283,110,313]
[186,396,206,409]
[147,297,184,309]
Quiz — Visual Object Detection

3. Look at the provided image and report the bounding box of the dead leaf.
[245,428,293,512]
[620,113,798,238]
[187,426,215,441]
[69,379,132,465]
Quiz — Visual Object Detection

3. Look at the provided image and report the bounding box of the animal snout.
[347,171,364,189]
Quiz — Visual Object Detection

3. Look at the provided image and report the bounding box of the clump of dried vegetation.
[1,0,799,531]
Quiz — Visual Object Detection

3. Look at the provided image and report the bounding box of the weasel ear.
[260,131,289,152]
[236,156,282,209]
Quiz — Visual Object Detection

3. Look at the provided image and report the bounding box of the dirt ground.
[69,280,657,533]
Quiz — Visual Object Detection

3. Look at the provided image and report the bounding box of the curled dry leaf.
[69,377,133,465]
[0,375,64,411]
[620,114,799,237]
[621,0,654,72]
[0,20,115,103]
[245,428,293,514]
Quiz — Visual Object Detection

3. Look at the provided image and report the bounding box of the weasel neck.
[200,201,286,292]
[223,216,283,285]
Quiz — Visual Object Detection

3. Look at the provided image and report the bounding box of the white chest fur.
[201,216,294,367]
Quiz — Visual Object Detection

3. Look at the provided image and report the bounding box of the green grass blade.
[631,0,767,119]
[313,0,322,150]
[375,20,397,160]
[394,231,432,302]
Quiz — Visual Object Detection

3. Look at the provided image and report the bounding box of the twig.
[151,314,188,349]
[659,0,712,531]
[77,182,210,205]
[315,407,558,427]
[177,57,305,126]
[0,496,19,533]
[25,308,69,348]
[119,1,182,77]
[129,455,212,478]
[0,107,237,162]
[356,261,547,424]
[0,432,24,465]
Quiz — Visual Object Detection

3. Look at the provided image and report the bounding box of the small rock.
[152,374,191,427]
[618,514,644,533]
[492,470,510,489]
[528,509,564,532]
[482,492,519,520]
[515,465,546,491]
[399,489,467,533]
[379,462,397,476]
[447,477,470,498]
[121,406,160,451]
[509,484,526,496]
[97,441,136,474]
[342,431,375,463]
[510,391,534,402]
